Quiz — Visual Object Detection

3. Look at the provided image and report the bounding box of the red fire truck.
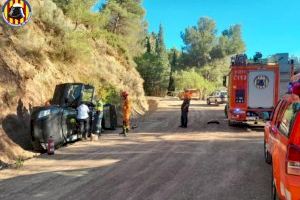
[225,55,280,126]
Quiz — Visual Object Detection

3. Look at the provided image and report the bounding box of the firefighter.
[77,103,90,140]
[120,91,131,136]
[94,96,104,136]
[180,91,191,128]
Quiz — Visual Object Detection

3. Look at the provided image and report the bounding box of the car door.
[269,100,288,154]
[265,100,284,150]
[273,102,299,199]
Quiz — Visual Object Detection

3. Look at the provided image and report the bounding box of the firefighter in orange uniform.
[120,91,131,136]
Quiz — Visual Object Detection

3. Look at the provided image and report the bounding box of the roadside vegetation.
[136,17,245,97]
[0,0,245,163]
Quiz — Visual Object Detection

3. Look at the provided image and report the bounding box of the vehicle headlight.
[38,110,51,119]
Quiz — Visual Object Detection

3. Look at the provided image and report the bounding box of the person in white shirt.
[77,103,90,139]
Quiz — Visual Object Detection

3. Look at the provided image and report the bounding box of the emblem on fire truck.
[1,0,32,27]
[254,75,269,89]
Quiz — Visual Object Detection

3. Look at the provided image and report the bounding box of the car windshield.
[82,87,94,102]
[221,92,227,96]
[66,85,82,103]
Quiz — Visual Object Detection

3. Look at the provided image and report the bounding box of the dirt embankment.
[0,0,148,164]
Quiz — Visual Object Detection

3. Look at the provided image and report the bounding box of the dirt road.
[0,98,271,200]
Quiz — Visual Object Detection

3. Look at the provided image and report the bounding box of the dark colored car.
[31,83,95,151]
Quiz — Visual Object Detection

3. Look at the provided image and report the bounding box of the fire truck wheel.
[228,120,235,127]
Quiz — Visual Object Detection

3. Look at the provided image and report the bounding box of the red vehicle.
[225,55,280,125]
[264,76,300,200]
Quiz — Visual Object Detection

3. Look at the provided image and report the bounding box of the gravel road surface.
[0,98,271,200]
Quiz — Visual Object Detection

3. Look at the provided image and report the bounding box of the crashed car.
[31,83,95,151]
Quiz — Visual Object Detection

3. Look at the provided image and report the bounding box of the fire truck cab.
[225,54,280,126]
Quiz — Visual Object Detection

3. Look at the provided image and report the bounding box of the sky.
[143,0,300,57]
[93,0,300,57]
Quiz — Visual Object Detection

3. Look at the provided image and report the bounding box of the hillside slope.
[0,0,148,163]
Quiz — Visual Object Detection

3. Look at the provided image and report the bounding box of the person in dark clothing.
[180,92,191,128]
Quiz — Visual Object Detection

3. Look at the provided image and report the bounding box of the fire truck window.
[235,90,245,103]
[278,103,300,137]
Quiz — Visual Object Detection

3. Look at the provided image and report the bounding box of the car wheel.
[228,120,235,127]
[271,168,280,200]
[207,99,211,105]
[215,100,219,106]
[264,141,272,164]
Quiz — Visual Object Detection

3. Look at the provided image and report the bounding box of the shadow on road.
[0,135,271,200]
[2,99,33,150]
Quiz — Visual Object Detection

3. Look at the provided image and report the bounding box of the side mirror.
[223,76,227,87]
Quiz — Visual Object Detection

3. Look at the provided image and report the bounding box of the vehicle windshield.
[82,87,94,102]
[221,92,227,96]
[66,85,82,103]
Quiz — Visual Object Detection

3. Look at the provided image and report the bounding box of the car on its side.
[264,93,300,200]
[207,90,228,105]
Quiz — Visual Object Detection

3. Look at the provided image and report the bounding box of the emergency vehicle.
[225,54,280,125]
[264,74,300,200]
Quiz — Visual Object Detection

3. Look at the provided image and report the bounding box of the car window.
[271,100,283,122]
[278,103,300,137]
[274,100,287,126]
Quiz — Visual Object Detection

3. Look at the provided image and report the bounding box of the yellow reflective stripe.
[4,5,8,19]
[25,2,29,18]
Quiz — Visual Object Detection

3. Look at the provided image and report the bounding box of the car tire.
[207,99,211,105]
[271,168,280,200]
[264,141,272,164]
[215,100,219,106]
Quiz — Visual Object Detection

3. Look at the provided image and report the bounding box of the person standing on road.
[180,91,191,128]
[77,103,90,140]
[95,96,104,136]
[120,91,131,136]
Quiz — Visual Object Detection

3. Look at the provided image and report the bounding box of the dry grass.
[0,0,148,162]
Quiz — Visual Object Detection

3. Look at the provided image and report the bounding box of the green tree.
[100,0,147,57]
[181,17,217,67]
[135,25,170,96]
[168,48,180,92]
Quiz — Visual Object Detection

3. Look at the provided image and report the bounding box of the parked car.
[207,90,228,105]
[264,93,300,200]
[178,89,201,100]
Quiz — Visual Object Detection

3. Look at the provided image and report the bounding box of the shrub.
[174,69,216,97]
